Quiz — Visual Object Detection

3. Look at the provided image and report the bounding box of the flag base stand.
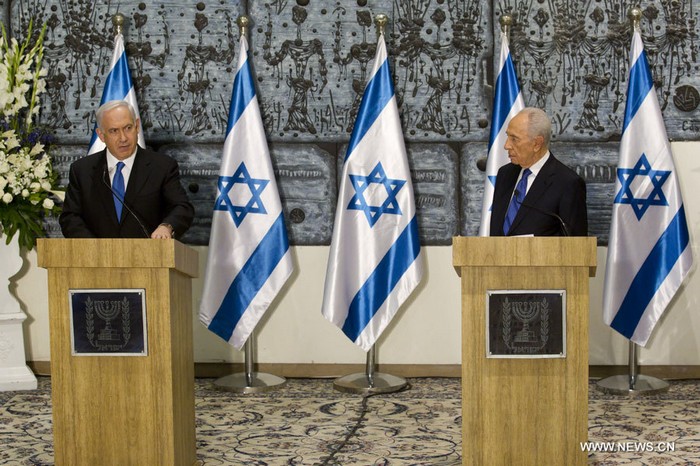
[213,372,287,394]
[333,372,407,395]
[596,374,668,395]
[211,334,287,394]
[332,345,407,395]
[596,341,669,395]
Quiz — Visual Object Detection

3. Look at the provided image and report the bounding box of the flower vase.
[0,232,38,391]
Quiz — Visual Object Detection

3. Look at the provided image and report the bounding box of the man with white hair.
[489,107,588,236]
[60,100,194,239]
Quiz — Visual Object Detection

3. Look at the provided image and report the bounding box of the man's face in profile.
[504,113,544,169]
[96,106,140,160]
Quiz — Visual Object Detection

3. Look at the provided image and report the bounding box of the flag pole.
[332,14,410,396]
[211,16,287,394]
[596,7,670,396]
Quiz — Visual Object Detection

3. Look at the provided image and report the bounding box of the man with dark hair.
[490,107,588,237]
[60,100,194,239]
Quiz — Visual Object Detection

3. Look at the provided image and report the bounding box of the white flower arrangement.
[0,20,61,250]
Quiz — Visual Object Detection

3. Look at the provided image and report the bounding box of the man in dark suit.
[60,100,194,239]
[490,107,587,236]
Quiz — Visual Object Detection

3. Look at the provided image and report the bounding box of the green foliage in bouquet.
[0,20,61,250]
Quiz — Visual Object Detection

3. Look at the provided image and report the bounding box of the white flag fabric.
[478,35,524,236]
[88,33,145,154]
[602,30,693,346]
[322,35,423,351]
[199,36,293,350]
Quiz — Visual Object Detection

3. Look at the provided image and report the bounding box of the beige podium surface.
[37,238,199,466]
[453,236,596,466]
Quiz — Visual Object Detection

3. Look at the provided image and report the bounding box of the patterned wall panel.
[10,0,244,144]
[499,0,700,141]
[249,0,492,142]
[8,1,694,247]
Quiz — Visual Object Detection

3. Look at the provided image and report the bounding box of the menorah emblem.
[512,301,540,344]
[95,300,122,341]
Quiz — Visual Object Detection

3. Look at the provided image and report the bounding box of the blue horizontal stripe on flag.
[342,216,421,341]
[226,57,256,135]
[622,49,653,133]
[207,213,290,341]
[345,59,394,162]
[488,53,520,152]
[610,207,690,338]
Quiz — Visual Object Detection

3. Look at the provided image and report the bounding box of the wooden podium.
[452,237,596,466]
[37,239,199,466]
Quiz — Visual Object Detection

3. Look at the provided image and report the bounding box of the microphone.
[515,192,571,236]
[102,167,151,238]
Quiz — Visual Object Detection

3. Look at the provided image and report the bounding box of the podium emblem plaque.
[69,289,147,356]
[486,290,565,358]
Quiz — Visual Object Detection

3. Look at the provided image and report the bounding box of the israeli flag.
[199,36,293,350]
[321,34,423,351]
[602,29,693,346]
[478,35,524,236]
[88,33,145,154]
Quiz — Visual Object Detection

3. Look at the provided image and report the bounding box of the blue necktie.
[503,168,531,235]
[112,161,125,222]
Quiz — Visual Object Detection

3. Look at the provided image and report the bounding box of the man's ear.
[96,128,106,143]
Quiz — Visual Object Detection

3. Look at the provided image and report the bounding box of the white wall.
[16,141,700,366]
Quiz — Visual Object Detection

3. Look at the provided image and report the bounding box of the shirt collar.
[525,151,550,178]
[106,147,137,171]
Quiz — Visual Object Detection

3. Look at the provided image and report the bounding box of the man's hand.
[151,223,173,239]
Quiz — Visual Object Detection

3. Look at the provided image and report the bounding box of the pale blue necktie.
[112,161,125,223]
[503,168,531,235]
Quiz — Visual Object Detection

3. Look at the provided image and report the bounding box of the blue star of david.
[214,162,270,227]
[614,153,671,220]
[347,162,406,227]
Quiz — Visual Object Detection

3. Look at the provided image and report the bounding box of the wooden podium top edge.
[36,238,199,278]
[451,236,597,275]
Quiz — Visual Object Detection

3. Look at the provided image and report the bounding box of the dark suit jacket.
[59,147,194,238]
[490,154,588,236]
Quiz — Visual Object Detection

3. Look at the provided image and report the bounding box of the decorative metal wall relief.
[460,142,488,237]
[11,1,244,145]
[271,143,335,245]
[499,0,700,141]
[407,144,459,245]
[250,0,491,142]
[461,142,618,244]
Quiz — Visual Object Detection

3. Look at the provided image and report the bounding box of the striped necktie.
[112,161,125,222]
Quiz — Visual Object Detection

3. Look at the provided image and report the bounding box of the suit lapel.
[124,147,151,207]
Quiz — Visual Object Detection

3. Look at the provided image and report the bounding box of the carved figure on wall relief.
[263,5,328,135]
[500,0,698,139]
[392,0,486,138]
[177,10,236,136]
[333,9,377,133]
[126,8,169,133]
[15,0,114,135]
